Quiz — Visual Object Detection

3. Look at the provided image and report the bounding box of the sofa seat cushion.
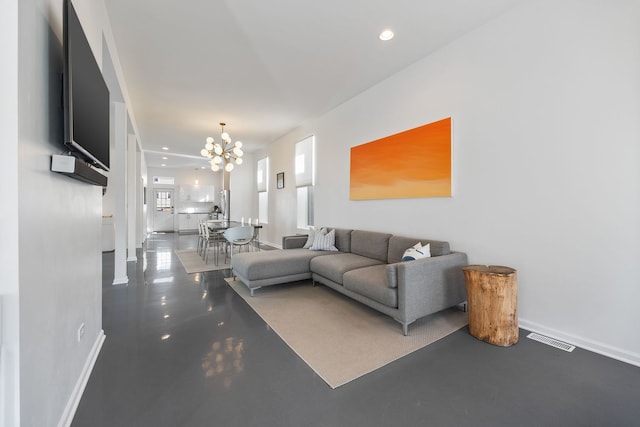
[232,248,333,281]
[343,265,398,308]
[310,253,383,285]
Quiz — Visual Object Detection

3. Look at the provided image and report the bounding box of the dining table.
[206,220,262,232]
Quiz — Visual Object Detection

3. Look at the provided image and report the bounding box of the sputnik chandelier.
[200,122,244,172]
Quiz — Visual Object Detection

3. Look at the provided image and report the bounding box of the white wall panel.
[1,0,20,424]
[13,0,129,424]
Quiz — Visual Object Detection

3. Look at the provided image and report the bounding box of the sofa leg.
[402,323,409,336]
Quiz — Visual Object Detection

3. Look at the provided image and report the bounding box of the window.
[257,157,269,223]
[295,136,314,228]
[297,186,314,228]
[153,176,175,185]
[258,192,268,224]
[155,190,172,211]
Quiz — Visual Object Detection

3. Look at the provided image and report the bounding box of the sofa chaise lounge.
[230,228,468,335]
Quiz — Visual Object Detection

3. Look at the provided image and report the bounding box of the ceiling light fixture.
[379,29,394,41]
[200,122,244,172]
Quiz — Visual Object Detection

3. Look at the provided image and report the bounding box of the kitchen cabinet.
[178,213,210,233]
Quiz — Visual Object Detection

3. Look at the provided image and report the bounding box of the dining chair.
[251,220,260,251]
[203,224,226,265]
[197,221,207,257]
[223,225,254,262]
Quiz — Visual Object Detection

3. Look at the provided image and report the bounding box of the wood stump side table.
[462,265,518,347]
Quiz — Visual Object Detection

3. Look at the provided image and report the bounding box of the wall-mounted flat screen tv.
[63,0,110,171]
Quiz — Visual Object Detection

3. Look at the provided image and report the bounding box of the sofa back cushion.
[387,236,450,263]
[332,228,353,253]
[350,230,392,262]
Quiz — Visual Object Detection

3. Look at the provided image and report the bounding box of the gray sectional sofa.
[230,228,468,335]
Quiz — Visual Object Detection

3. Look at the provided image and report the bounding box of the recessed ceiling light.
[162,146,169,150]
[162,156,168,160]
[161,163,166,167]
[379,29,394,41]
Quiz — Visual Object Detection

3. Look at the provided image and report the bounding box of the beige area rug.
[175,249,231,273]
[225,278,468,388]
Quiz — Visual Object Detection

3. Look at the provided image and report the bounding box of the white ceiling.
[104,0,526,169]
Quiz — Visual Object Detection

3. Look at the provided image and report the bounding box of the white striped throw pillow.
[303,227,327,249]
[309,229,338,251]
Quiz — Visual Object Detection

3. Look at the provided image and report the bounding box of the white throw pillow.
[303,227,327,249]
[309,229,338,251]
[303,228,316,249]
[401,242,431,261]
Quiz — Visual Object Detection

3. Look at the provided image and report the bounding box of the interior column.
[112,102,128,285]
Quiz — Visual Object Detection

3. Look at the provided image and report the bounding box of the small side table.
[462,265,518,347]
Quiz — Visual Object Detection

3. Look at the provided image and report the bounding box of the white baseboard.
[126,256,138,262]
[519,318,640,367]
[112,276,128,285]
[57,330,106,427]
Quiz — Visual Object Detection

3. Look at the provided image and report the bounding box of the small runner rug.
[225,277,468,388]
[175,249,231,273]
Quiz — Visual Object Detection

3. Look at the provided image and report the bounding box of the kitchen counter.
[178,212,211,233]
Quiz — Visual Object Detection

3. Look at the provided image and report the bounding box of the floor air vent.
[526,333,575,352]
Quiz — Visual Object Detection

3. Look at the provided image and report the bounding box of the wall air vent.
[527,332,576,352]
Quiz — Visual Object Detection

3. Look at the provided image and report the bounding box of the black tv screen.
[63,0,110,171]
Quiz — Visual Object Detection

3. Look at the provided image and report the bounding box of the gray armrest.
[282,234,308,249]
[394,252,468,323]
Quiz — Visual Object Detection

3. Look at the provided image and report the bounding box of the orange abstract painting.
[350,117,451,200]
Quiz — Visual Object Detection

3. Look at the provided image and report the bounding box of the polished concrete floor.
[72,233,640,427]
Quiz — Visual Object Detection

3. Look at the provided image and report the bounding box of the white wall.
[261,140,300,246]
[15,0,105,424]
[147,166,223,193]
[6,0,143,424]
[1,0,20,425]
[229,152,258,224]
[264,0,640,365]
